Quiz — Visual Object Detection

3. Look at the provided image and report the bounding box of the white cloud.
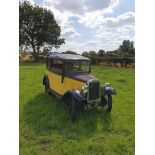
[79,11,134,29]
[52,39,107,54]
[31,0,134,53]
[61,27,81,39]
[95,12,135,40]
[92,12,135,51]
[43,0,119,28]
[19,0,35,5]
[104,12,135,27]
[44,0,119,15]
[53,41,81,53]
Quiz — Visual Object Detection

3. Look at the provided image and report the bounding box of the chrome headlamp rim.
[104,82,112,91]
[81,85,88,94]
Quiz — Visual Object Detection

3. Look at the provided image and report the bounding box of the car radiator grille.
[88,81,100,101]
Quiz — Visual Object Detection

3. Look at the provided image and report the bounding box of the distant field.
[19,62,135,155]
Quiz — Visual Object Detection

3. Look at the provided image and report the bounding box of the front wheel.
[107,95,112,111]
[100,95,112,111]
[68,96,78,122]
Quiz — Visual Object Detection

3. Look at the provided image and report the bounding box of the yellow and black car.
[43,53,116,121]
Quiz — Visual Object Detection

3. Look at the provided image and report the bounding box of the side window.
[51,59,63,75]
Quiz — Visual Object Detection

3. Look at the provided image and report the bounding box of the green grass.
[20,62,135,155]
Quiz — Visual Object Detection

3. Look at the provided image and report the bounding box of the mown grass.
[19,62,135,155]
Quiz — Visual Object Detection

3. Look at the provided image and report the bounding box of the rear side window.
[51,59,63,75]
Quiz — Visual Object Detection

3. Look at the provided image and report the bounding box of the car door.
[48,59,63,95]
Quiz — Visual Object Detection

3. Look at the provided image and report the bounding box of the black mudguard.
[104,89,116,96]
[100,85,116,97]
[64,89,86,102]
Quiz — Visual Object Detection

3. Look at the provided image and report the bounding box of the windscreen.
[65,61,90,73]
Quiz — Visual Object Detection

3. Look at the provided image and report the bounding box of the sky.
[21,0,135,54]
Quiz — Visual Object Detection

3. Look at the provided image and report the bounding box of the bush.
[89,56,135,67]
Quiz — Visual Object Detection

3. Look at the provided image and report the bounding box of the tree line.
[62,40,134,58]
[61,40,135,67]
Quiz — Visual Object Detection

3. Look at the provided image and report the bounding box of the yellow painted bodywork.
[46,70,86,95]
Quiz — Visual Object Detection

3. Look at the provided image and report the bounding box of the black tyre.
[45,81,50,95]
[100,96,107,107]
[68,96,77,122]
[107,95,112,111]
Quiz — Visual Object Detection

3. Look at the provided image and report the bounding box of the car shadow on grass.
[24,92,112,140]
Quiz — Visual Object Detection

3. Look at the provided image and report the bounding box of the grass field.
[19,62,135,155]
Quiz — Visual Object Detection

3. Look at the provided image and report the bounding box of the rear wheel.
[45,81,50,95]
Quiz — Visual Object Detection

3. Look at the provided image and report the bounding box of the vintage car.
[43,53,116,121]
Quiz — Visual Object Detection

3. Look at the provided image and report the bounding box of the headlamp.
[81,85,88,95]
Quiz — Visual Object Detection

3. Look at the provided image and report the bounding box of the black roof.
[48,53,90,61]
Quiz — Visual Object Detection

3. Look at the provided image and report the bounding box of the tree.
[19,1,65,61]
[119,40,135,57]
[98,49,105,56]
[130,48,135,57]
[82,51,89,57]
[42,47,51,55]
[62,51,78,55]
[88,51,97,57]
